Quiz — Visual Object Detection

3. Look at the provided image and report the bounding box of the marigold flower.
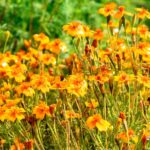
[0,138,5,146]
[46,39,67,54]
[41,53,56,65]
[31,74,51,93]
[98,2,117,17]
[0,93,10,105]
[10,138,25,150]
[138,24,149,38]
[93,29,104,40]
[0,106,6,121]
[9,63,27,83]
[138,75,150,88]
[114,6,132,19]
[63,21,84,37]
[24,39,31,48]
[88,74,109,84]
[33,33,50,50]
[135,8,150,19]
[0,66,10,79]
[85,99,99,109]
[33,32,49,43]
[4,98,21,109]
[6,107,25,122]
[33,101,49,120]
[114,72,133,84]
[63,21,91,37]
[82,25,93,37]
[1,82,11,91]
[67,74,87,97]
[65,110,81,119]
[15,82,35,97]
[114,6,125,18]
[86,114,111,131]
[116,129,137,143]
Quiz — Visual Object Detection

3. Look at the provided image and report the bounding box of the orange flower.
[85,99,99,109]
[33,101,49,120]
[86,114,111,131]
[66,74,87,97]
[63,21,84,37]
[82,25,93,37]
[1,82,11,92]
[114,6,132,19]
[138,24,149,38]
[6,107,25,122]
[88,74,109,84]
[33,33,50,50]
[93,29,104,40]
[0,139,5,147]
[0,93,10,105]
[4,98,21,109]
[41,53,56,65]
[63,21,92,37]
[24,39,31,48]
[114,72,133,84]
[10,138,25,150]
[116,129,138,143]
[0,106,6,121]
[114,6,125,18]
[65,110,81,119]
[46,39,66,55]
[31,74,51,93]
[15,82,35,97]
[135,8,150,19]
[0,66,10,79]
[98,2,117,17]
[33,32,49,43]
[138,75,150,88]
[9,63,27,83]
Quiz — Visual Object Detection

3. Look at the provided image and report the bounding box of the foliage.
[0,0,150,52]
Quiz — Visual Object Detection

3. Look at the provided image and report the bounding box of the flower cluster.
[0,2,150,149]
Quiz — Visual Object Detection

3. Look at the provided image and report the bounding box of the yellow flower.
[63,21,92,38]
[85,99,99,109]
[93,29,104,40]
[138,75,150,88]
[46,39,67,54]
[41,53,56,65]
[67,74,87,97]
[31,73,51,93]
[116,129,138,144]
[0,106,6,121]
[10,138,25,150]
[33,101,49,120]
[9,62,27,83]
[98,2,117,17]
[135,8,150,19]
[65,110,81,119]
[86,114,111,131]
[15,82,35,97]
[4,98,21,109]
[6,107,25,122]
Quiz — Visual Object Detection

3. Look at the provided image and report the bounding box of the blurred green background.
[0,0,149,52]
